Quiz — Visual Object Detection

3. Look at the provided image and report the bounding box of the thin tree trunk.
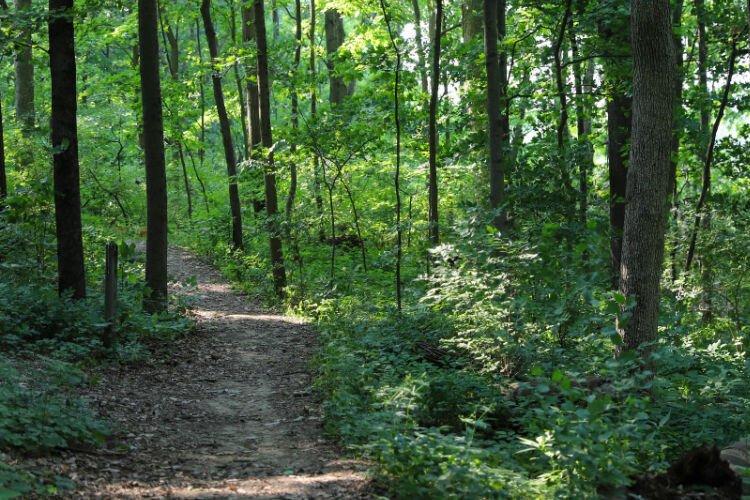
[553,0,574,217]
[285,0,302,220]
[669,0,684,282]
[241,5,265,214]
[484,0,505,229]
[196,19,207,171]
[310,0,326,241]
[570,31,593,225]
[139,0,169,312]
[229,0,249,158]
[427,0,442,245]
[255,0,287,297]
[411,0,428,94]
[379,0,403,311]
[177,142,193,218]
[0,88,7,205]
[201,0,244,250]
[185,145,210,213]
[685,40,737,272]
[617,0,675,352]
[15,0,35,168]
[49,0,86,299]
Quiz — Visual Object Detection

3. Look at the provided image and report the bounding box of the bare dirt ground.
[55,247,371,499]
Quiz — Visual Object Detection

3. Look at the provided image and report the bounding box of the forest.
[1,0,750,497]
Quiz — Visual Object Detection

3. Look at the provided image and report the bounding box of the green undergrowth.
[0,210,194,497]
[181,214,750,498]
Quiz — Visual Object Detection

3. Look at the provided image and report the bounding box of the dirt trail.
[62,247,370,499]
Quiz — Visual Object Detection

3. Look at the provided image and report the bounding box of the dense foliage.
[2,0,750,497]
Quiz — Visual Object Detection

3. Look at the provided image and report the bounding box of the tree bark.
[49,0,86,299]
[462,0,482,43]
[570,30,594,225]
[484,0,505,229]
[428,0,442,245]
[201,0,244,251]
[255,0,287,297]
[411,0,428,94]
[669,0,684,282]
[14,0,34,129]
[617,0,675,352]
[600,9,632,289]
[325,8,347,106]
[285,0,302,221]
[139,0,169,312]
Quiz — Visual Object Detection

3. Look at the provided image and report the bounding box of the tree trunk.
[411,0,428,94]
[49,0,86,299]
[669,0,684,282]
[14,0,34,129]
[325,8,347,106]
[484,0,505,229]
[600,10,632,289]
[617,0,675,352]
[462,0,482,43]
[201,0,243,251]
[228,0,249,158]
[285,0,302,221]
[427,0,442,245]
[241,5,265,215]
[0,89,7,205]
[139,0,169,312]
[570,31,594,225]
[309,0,325,240]
[15,0,35,168]
[255,0,287,297]
[553,0,574,219]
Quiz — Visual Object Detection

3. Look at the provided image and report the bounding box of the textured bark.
[324,9,347,106]
[617,0,675,351]
[600,8,632,289]
[201,0,243,251]
[462,0,482,43]
[139,0,169,312]
[411,0,428,94]
[14,0,34,130]
[49,0,86,299]
[484,0,505,229]
[427,0,442,245]
[255,0,287,297]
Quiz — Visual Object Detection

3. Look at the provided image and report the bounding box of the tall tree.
[600,3,632,288]
[49,0,86,299]
[325,8,347,106]
[14,0,34,168]
[201,0,243,250]
[484,0,505,229]
[14,0,34,128]
[139,0,168,312]
[285,0,302,220]
[241,4,265,214]
[617,0,675,351]
[427,0,442,245]
[254,0,286,297]
[411,0,428,94]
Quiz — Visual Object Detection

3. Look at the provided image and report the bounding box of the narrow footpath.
[62,247,370,499]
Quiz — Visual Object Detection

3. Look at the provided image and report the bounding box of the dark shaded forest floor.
[48,247,371,499]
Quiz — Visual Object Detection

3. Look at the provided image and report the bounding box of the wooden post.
[104,242,118,348]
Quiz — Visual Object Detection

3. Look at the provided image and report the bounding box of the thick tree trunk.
[201,0,243,250]
[484,0,505,229]
[255,0,287,297]
[49,0,86,299]
[139,0,169,312]
[427,0,442,245]
[617,0,675,352]
[462,0,482,43]
[324,9,347,106]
